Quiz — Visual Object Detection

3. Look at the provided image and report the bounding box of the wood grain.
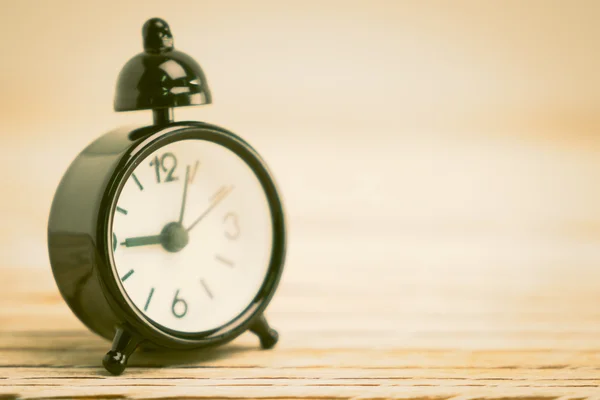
[1,259,600,399]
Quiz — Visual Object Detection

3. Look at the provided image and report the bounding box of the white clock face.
[111,137,273,333]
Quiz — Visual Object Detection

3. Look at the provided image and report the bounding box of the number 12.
[149,152,178,183]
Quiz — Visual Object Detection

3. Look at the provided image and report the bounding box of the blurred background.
[2,0,600,346]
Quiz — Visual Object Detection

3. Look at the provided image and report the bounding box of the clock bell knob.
[143,18,174,53]
[114,18,212,125]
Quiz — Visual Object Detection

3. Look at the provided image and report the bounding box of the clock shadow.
[117,343,258,371]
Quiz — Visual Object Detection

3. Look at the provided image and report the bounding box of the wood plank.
[2,265,600,399]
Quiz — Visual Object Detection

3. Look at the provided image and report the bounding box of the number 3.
[224,212,240,240]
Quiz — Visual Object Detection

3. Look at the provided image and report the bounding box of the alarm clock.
[47,18,286,375]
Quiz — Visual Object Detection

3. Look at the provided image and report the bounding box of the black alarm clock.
[47,18,286,375]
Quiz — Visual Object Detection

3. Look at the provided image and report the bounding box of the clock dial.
[111,139,273,333]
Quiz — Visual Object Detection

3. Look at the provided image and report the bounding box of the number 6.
[172,290,188,318]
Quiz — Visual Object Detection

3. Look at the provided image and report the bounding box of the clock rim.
[97,123,286,347]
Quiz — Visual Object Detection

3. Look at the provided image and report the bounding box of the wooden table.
[2,255,600,399]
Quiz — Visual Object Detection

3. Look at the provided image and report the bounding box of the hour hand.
[121,235,162,247]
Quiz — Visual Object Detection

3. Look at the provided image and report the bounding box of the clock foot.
[102,327,141,375]
[249,315,279,349]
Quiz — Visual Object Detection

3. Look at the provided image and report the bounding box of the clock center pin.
[160,221,189,253]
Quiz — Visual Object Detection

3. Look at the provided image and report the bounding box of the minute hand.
[186,185,234,232]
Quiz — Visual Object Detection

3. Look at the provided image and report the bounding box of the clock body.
[47,122,286,354]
